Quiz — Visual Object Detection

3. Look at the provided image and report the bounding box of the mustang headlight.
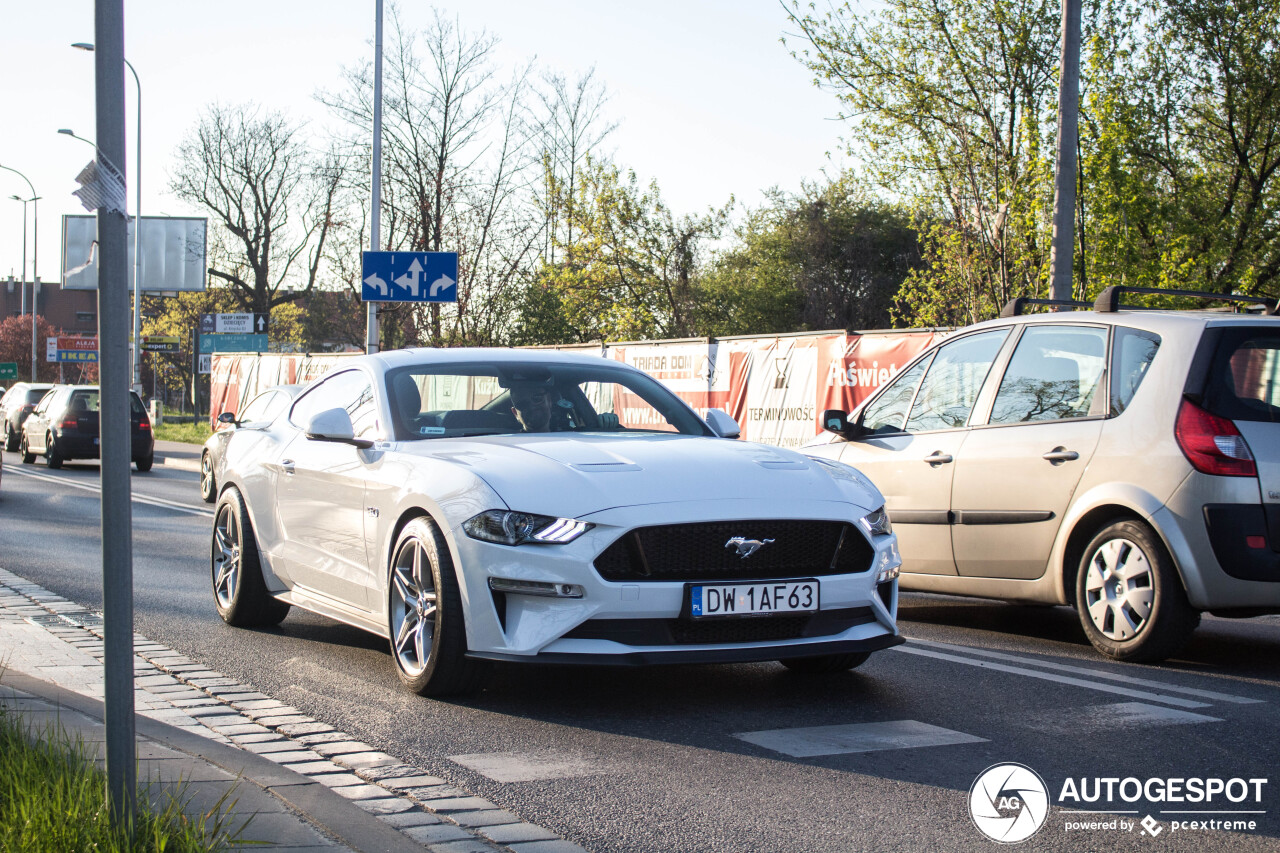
[463,510,591,546]
[859,506,893,537]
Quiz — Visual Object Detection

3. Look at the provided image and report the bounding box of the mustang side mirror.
[822,409,867,440]
[704,408,741,439]
[306,407,374,449]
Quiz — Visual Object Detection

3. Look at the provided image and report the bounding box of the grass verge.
[0,703,250,852]
[154,419,213,446]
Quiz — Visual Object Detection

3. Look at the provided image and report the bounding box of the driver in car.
[509,384,555,432]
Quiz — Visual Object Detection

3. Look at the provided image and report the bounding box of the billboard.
[61,215,208,292]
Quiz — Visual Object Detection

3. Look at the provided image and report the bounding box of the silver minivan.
[809,286,1280,662]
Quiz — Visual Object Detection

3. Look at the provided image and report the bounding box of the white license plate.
[689,580,819,618]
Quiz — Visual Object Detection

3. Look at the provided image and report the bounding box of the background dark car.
[19,385,154,471]
[1,383,56,451]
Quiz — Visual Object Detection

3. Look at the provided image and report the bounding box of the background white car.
[211,348,903,695]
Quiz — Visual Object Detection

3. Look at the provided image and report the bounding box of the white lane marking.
[5,467,212,518]
[892,645,1213,709]
[907,637,1264,705]
[449,751,614,783]
[734,720,987,758]
[1025,701,1222,733]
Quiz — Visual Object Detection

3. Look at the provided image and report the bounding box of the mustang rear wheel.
[199,451,216,501]
[780,652,871,674]
[212,488,291,627]
[388,516,486,696]
[1076,519,1199,662]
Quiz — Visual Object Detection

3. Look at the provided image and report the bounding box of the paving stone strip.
[0,568,586,853]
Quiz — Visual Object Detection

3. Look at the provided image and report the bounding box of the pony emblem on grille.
[725,537,775,559]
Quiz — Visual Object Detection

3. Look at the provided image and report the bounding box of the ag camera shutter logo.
[969,763,1050,843]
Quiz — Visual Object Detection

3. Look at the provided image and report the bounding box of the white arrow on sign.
[363,272,389,297]
[429,273,455,297]
[395,257,424,297]
[256,315,266,332]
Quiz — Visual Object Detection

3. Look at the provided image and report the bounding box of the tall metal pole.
[367,0,383,354]
[94,0,136,830]
[1049,0,1082,303]
[1,165,39,378]
[10,197,27,316]
[127,59,142,393]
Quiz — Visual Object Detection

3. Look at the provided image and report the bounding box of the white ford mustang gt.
[211,348,903,695]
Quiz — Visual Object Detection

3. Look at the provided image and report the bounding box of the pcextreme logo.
[969,763,1050,843]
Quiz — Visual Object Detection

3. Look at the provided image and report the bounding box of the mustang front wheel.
[388,516,486,696]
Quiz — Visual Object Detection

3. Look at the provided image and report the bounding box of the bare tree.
[170,103,346,314]
[320,7,544,346]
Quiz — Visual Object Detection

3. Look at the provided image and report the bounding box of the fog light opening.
[488,577,585,598]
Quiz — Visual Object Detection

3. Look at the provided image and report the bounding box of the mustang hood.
[397,433,859,519]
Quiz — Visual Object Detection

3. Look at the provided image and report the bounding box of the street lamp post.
[74,42,142,393]
[0,164,39,381]
[9,195,30,316]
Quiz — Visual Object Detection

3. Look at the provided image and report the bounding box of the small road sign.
[0,363,17,381]
[200,313,268,334]
[140,335,181,353]
[200,333,268,353]
[362,251,458,303]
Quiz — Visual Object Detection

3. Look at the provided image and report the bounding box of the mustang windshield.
[385,362,712,441]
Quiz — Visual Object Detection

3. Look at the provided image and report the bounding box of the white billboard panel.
[61,215,208,292]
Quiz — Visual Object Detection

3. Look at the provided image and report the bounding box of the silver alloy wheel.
[1083,537,1154,641]
[390,537,438,678]
[212,503,242,609]
[200,452,215,499]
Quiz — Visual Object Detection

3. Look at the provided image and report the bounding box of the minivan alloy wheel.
[1082,537,1153,641]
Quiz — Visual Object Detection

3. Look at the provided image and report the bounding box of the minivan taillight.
[1175,398,1257,477]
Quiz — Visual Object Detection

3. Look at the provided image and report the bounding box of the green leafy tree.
[700,176,923,335]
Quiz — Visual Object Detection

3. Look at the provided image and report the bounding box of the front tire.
[780,652,871,674]
[1076,520,1199,662]
[199,451,216,502]
[212,488,291,627]
[388,516,486,696]
[4,424,17,452]
[45,434,63,469]
[20,434,35,464]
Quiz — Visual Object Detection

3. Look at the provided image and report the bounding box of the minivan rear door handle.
[1042,448,1080,464]
[924,452,954,466]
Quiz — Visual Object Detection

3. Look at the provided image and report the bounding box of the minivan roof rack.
[999,297,1093,318]
[1094,285,1279,315]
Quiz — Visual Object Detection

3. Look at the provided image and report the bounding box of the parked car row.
[0,383,154,471]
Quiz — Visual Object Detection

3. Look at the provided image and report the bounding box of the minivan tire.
[1075,520,1199,662]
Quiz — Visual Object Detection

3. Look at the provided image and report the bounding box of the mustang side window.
[904,330,1009,432]
[989,326,1108,424]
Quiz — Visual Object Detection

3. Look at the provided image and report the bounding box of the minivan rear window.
[1206,330,1280,423]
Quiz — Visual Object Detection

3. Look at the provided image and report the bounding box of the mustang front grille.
[593,519,874,582]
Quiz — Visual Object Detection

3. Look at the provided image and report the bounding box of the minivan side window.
[1110,328,1161,417]
[904,330,1009,432]
[989,326,1109,424]
[860,357,930,434]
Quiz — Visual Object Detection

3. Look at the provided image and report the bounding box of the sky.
[0,1,851,288]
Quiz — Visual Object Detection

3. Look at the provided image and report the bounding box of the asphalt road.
[2,447,1279,852]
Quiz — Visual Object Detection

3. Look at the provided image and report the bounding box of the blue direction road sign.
[362,251,458,303]
[200,333,268,353]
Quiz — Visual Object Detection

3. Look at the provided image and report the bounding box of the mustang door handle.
[281,459,295,475]
[924,452,954,466]
[1042,448,1080,464]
